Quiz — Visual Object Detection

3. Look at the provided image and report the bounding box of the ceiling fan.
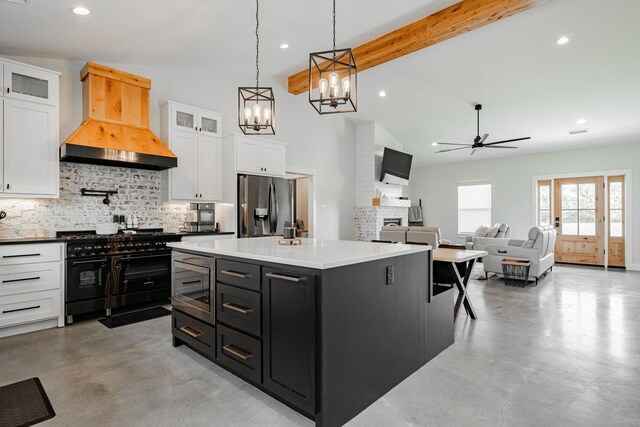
[435,104,531,155]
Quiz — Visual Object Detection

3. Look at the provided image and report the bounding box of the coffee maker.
[185,203,216,232]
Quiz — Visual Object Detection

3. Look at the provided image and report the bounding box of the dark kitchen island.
[168,237,454,427]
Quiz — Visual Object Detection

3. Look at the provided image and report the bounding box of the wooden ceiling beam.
[287,0,547,95]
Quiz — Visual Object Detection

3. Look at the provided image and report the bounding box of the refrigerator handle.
[268,178,277,234]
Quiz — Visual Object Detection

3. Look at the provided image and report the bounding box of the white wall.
[4,55,356,240]
[408,142,640,269]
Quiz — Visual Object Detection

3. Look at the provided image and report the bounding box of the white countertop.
[168,237,431,270]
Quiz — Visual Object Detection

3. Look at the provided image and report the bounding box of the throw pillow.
[496,223,509,238]
[473,226,488,238]
[485,226,499,238]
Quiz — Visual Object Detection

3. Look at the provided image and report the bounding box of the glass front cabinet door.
[171,104,198,133]
[198,111,222,137]
[3,63,59,106]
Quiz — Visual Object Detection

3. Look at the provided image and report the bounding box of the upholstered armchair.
[483,226,557,284]
[464,223,511,251]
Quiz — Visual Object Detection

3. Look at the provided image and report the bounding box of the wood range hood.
[60,62,177,170]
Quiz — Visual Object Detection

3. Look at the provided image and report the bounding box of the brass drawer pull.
[179,326,203,338]
[222,302,253,314]
[221,270,250,279]
[265,272,304,283]
[223,344,253,360]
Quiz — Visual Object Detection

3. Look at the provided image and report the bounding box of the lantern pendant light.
[309,0,357,114]
[238,0,276,135]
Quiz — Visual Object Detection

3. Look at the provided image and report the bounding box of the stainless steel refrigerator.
[238,174,294,238]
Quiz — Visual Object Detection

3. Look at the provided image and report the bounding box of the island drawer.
[217,324,262,384]
[172,309,215,359]
[217,260,261,292]
[217,283,261,337]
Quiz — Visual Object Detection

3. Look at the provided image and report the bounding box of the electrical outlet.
[386,266,394,285]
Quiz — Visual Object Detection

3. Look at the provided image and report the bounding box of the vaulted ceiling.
[1,0,638,166]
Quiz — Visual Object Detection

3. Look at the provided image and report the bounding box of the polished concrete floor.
[1,264,639,426]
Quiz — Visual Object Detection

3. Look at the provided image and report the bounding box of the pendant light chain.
[256,0,260,89]
[332,0,336,51]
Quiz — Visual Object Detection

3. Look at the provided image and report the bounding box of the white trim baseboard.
[628,264,640,272]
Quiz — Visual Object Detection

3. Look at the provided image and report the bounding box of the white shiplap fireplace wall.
[353,122,408,241]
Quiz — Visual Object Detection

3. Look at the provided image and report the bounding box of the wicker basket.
[501,258,531,287]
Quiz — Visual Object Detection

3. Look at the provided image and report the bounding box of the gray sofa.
[464,223,511,251]
[483,225,557,284]
[379,226,451,248]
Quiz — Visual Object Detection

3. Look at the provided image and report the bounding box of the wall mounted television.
[379,147,413,186]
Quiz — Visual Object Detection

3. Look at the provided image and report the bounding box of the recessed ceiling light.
[556,36,569,45]
[71,6,90,15]
[576,118,587,125]
[378,90,386,97]
[432,142,438,147]
[280,43,289,49]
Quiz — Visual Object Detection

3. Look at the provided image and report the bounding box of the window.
[560,182,596,236]
[608,176,624,238]
[458,184,491,233]
[537,180,552,226]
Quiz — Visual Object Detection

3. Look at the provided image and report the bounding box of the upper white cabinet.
[170,102,222,138]
[3,62,59,106]
[222,133,287,203]
[232,135,286,177]
[161,101,223,202]
[0,58,60,199]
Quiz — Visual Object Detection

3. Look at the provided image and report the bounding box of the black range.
[58,229,182,323]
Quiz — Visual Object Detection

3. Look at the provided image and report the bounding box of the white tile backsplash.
[0,163,191,238]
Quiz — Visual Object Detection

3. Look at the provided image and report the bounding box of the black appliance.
[59,229,182,323]
[379,147,413,186]
[238,174,294,238]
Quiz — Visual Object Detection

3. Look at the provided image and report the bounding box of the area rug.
[98,307,171,329]
[0,377,55,427]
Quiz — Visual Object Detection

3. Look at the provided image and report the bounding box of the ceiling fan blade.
[436,147,470,153]
[435,142,473,146]
[479,133,489,144]
[484,145,518,149]
[484,137,531,146]
[470,148,477,156]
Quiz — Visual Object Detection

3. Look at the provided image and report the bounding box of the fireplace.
[383,218,402,226]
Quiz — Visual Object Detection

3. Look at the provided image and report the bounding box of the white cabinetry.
[0,243,65,338]
[229,134,286,177]
[0,58,60,198]
[222,133,287,205]
[161,101,223,202]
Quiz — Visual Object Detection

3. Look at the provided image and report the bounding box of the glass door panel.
[537,179,551,226]
[199,111,221,137]
[176,110,195,130]
[4,63,58,105]
[607,176,625,267]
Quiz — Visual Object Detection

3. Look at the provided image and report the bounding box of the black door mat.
[0,377,55,427]
[98,307,171,329]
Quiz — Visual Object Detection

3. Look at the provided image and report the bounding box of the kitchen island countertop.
[168,236,431,269]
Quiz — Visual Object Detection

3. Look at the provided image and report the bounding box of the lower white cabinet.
[0,243,65,338]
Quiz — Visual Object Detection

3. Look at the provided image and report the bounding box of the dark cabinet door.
[262,268,316,417]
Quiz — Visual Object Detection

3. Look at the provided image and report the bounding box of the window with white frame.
[458,183,492,233]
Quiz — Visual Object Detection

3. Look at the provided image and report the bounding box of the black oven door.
[66,256,110,303]
[112,252,172,297]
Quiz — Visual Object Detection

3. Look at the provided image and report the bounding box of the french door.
[607,176,625,267]
[553,176,605,265]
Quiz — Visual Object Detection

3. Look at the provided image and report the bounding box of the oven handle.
[123,254,171,262]
[71,258,109,266]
